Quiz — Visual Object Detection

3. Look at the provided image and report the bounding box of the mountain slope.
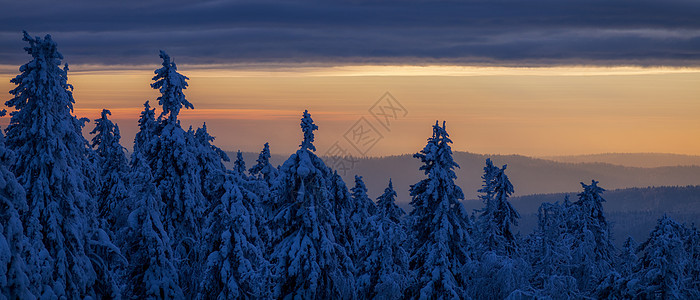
[541,153,700,168]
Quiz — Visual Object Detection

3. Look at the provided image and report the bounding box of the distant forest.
[2,32,698,299]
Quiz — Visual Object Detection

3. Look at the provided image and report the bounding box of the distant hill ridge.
[226,151,700,209]
[541,152,700,168]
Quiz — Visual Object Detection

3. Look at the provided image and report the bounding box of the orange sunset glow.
[2,65,699,156]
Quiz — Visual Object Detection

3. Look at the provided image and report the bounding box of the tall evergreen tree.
[133,101,158,164]
[148,51,206,296]
[152,50,193,122]
[476,159,519,256]
[472,160,528,299]
[90,109,130,235]
[0,117,34,299]
[358,179,410,300]
[268,110,356,299]
[122,153,183,299]
[4,31,119,298]
[375,179,404,223]
[233,150,247,176]
[407,121,472,299]
[192,123,229,205]
[249,142,278,187]
[524,200,582,298]
[350,175,377,260]
[630,215,696,298]
[568,180,616,293]
[198,172,271,299]
[619,236,638,277]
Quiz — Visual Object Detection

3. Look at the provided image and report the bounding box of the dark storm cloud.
[1,0,699,66]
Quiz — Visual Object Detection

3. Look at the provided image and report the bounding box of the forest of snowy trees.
[1,32,699,299]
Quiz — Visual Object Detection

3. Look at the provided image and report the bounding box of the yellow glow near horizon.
[1,64,699,157]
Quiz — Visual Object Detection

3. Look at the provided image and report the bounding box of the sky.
[1,0,699,156]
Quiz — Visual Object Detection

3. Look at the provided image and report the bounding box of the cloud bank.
[1,0,699,67]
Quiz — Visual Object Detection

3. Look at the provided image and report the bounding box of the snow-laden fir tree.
[233,150,247,177]
[133,101,158,164]
[90,109,130,236]
[0,116,34,299]
[192,123,229,205]
[148,51,207,296]
[686,226,700,297]
[4,31,120,298]
[357,179,410,300]
[475,159,520,256]
[268,110,356,299]
[568,180,616,293]
[629,215,696,298]
[522,198,582,298]
[326,170,357,262]
[152,50,193,122]
[198,171,271,299]
[618,236,638,277]
[249,142,278,188]
[407,121,472,299]
[350,175,377,260]
[122,152,183,299]
[596,236,640,298]
[471,159,529,299]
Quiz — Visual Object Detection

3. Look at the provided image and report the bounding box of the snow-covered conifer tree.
[193,123,229,205]
[122,153,183,299]
[350,175,377,260]
[148,51,207,296]
[475,159,520,256]
[630,215,695,298]
[152,50,193,122]
[133,101,158,163]
[0,117,33,299]
[407,121,472,299]
[198,172,271,299]
[4,31,119,298]
[375,179,404,223]
[233,150,247,177]
[357,179,410,300]
[568,180,616,292]
[471,159,529,298]
[90,109,130,235]
[619,236,638,277]
[249,142,278,187]
[268,110,356,299]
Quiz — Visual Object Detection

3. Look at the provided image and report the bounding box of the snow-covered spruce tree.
[132,100,158,164]
[350,175,377,260]
[122,152,183,299]
[686,226,700,297]
[249,142,278,188]
[0,116,34,299]
[198,171,271,299]
[472,160,529,299]
[268,110,356,299]
[407,121,472,299]
[4,31,120,298]
[357,179,410,300]
[629,215,696,298]
[522,199,582,298]
[567,180,616,293]
[149,50,206,296]
[192,123,229,205]
[475,159,520,256]
[90,109,130,236]
[618,236,638,277]
[327,169,357,262]
[233,150,247,177]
